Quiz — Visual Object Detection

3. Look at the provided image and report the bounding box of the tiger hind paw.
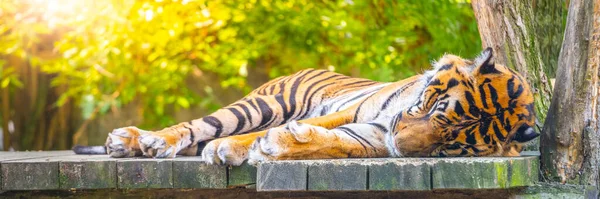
[201,137,251,166]
[248,121,326,165]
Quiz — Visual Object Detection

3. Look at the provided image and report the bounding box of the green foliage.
[0,0,480,128]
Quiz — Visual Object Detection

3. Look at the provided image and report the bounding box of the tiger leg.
[201,109,356,165]
[106,69,375,158]
[124,93,294,158]
[111,85,350,159]
[247,120,389,164]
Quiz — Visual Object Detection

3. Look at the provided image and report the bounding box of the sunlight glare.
[29,0,90,28]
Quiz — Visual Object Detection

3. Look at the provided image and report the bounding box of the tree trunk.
[1,86,10,150]
[541,0,600,188]
[471,0,554,126]
[533,0,565,78]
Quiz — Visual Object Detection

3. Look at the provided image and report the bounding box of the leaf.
[1,78,9,88]
[9,76,23,88]
[63,47,79,59]
[176,97,190,108]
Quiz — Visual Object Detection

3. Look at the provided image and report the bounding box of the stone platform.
[0,151,538,191]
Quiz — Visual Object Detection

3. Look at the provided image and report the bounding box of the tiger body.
[76,48,539,165]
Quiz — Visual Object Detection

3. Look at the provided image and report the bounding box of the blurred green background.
[0,0,480,150]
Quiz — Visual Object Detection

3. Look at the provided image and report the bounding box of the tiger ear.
[474,47,500,74]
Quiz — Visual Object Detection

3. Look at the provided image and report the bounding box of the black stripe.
[337,86,382,112]
[435,114,452,125]
[391,112,403,135]
[299,82,337,118]
[454,102,466,118]
[438,64,453,71]
[478,84,489,109]
[503,117,513,134]
[506,77,517,97]
[465,124,479,145]
[338,126,376,150]
[263,115,279,130]
[423,91,439,111]
[460,148,469,156]
[297,70,331,117]
[287,70,313,119]
[381,81,416,110]
[337,128,368,151]
[269,84,276,94]
[447,143,461,150]
[246,98,259,113]
[226,107,246,135]
[202,116,223,138]
[447,78,459,88]
[233,103,253,125]
[195,141,208,156]
[487,84,503,110]
[352,94,378,123]
[339,80,378,89]
[275,93,288,125]
[465,145,481,153]
[320,107,329,116]
[255,97,274,130]
[352,106,362,123]
[335,92,368,112]
[479,120,492,137]
[337,76,353,80]
[428,78,442,86]
[367,123,388,132]
[464,91,481,118]
[478,62,501,74]
[299,75,347,118]
[186,121,195,145]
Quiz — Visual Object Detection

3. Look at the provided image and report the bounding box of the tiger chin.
[74,48,539,166]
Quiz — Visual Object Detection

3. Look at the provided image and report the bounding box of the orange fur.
[95,48,537,164]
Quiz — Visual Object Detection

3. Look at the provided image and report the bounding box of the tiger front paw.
[105,127,145,158]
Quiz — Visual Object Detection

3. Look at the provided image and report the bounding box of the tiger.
[74,48,539,166]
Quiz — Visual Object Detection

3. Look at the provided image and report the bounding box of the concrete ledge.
[1,185,595,199]
[256,156,539,191]
[0,151,538,191]
[369,159,431,190]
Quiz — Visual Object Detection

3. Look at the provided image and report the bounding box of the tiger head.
[391,48,538,157]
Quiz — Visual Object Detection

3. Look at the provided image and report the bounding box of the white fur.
[473,48,493,67]
[385,132,402,157]
[306,83,390,118]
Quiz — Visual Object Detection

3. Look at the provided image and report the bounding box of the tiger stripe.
[86,48,538,163]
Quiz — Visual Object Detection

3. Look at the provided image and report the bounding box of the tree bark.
[471,0,554,125]
[1,86,10,150]
[541,0,600,188]
[533,0,565,78]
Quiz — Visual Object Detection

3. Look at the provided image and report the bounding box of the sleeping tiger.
[74,48,539,165]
